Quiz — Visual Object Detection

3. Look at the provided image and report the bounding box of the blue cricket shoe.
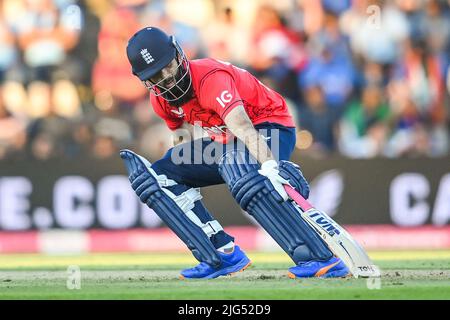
[180,245,251,279]
[288,256,350,278]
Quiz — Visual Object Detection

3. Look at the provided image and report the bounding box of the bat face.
[284,185,381,278]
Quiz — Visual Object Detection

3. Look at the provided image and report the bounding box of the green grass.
[0,251,449,299]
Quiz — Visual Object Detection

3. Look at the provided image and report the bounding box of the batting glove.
[258,159,291,202]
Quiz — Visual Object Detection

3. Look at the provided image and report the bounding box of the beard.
[163,67,194,108]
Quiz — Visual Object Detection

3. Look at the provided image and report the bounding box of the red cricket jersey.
[150,58,295,143]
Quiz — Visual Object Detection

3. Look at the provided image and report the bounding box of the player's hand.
[278,161,310,200]
[258,160,290,202]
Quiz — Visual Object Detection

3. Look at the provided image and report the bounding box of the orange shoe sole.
[288,260,351,279]
[288,271,351,279]
[228,261,252,277]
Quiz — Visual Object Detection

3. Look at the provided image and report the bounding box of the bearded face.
[142,54,194,107]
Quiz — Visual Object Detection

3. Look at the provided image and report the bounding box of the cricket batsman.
[121,27,350,279]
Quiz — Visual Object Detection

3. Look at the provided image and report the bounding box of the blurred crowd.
[0,0,449,162]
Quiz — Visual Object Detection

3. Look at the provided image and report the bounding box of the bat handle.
[284,185,313,211]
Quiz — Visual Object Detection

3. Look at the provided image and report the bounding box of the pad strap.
[164,187,202,213]
[155,170,225,239]
[201,220,223,237]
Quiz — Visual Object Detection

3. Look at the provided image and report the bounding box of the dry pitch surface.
[0,250,449,299]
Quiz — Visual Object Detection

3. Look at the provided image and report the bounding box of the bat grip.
[284,185,313,211]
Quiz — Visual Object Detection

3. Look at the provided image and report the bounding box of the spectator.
[15,0,82,83]
[384,99,431,157]
[298,43,356,112]
[308,10,352,61]
[298,85,340,153]
[142,6,205,60]
[300,10,356,112]
[67,120,94,157]
[400,0,450,55]
[92,135,117,160]
[201,6,250,66]
[0,5,19,82]
[321,0,351,16]
[26,81,72,159]
[51,78,82,118]
[91,92,131,161]
[0,85,27,159]
[91,7,145,103]
[65,0,101,86]
[340,0,410,65]
[248,4,307,100]
[1,80,28,118]
[338,85,391,158]
[92,93,133,152]
[389,38,447,124]
[358,61,388,89]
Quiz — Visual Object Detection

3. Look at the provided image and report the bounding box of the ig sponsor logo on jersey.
[216,90,232,108]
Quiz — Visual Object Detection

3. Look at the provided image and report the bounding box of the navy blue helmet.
[126,27,192,105]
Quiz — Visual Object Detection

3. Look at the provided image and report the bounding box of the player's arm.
[223,105,292,201]
[200,71,292,200]
[199,71,275,162]
[223,105,275,164]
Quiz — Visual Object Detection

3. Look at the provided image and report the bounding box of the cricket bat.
[284,185,381,278]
